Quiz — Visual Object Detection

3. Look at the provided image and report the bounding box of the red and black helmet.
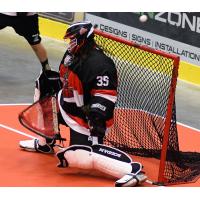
[64,21,94,54]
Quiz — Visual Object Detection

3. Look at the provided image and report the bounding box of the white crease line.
[0,123,36,139]
[177,122,200,133]
[0,103,31,106]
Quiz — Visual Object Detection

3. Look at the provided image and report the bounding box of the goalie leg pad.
[56,144,143,179]
[92,144,142,178]
[92,153,132,178]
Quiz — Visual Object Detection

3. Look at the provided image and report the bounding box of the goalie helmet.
[64,21,94,54]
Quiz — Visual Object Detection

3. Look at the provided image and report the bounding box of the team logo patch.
[32,34,39,42]
[91,103,106,111]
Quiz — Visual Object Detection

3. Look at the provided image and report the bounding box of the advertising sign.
[39,12,84,24]
[86,12,200,66]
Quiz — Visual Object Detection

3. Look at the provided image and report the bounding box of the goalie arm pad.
[34,70,62,102]
[56,144,142,179]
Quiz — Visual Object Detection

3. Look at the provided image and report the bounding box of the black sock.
[41,59,51,71]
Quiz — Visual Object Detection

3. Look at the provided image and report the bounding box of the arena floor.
[0,27,200,187]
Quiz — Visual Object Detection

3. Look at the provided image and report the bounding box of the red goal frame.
[94,29,180,184]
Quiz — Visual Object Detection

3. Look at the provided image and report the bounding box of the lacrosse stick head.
[19,96,60,140]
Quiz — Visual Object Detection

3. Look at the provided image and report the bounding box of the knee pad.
[64,145,93,169]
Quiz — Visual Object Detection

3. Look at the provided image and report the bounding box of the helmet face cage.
[64,22,94,54]
[67,37,78,53]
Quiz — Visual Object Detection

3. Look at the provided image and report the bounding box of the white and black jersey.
[59,47,118,137]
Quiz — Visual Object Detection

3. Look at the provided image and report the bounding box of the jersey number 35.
[96,76,109,86]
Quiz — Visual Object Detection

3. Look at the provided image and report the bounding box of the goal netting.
[94,30,200,185]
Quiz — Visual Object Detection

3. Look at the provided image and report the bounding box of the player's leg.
[31,43,50,70]
[13,14,51,71]
[69,129,103,146]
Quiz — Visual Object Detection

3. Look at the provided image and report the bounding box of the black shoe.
[19,138,55,154]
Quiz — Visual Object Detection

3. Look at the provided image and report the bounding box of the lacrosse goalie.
[19,21,147,187]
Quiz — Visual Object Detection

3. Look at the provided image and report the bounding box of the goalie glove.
[88,115,106,138]
[34,70,62,102]
[82,105,107,138]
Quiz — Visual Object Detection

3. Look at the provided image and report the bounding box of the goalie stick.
[52,96,58,134]
[145,179,165,186]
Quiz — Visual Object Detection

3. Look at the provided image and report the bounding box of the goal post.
[158,57,179,184]
[93,29,200,185]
